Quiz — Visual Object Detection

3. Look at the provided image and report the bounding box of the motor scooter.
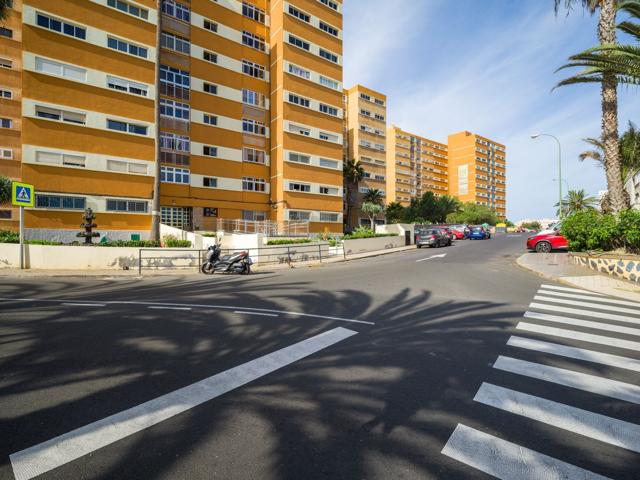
[201,245,252,274]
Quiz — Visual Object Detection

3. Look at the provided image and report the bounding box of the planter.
[570,252,640,284]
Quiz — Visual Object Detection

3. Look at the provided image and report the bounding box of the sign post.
[11,182,35,270]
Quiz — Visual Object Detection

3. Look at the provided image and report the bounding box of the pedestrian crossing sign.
[11,182,35,207]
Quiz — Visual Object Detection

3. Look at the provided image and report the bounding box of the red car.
[448,225,467,240]
[526,229,568,253]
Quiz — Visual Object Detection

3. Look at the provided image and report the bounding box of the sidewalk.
[517,252,640,302]
[0,245,416,278]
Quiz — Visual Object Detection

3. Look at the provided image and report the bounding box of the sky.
[342,0,639,222]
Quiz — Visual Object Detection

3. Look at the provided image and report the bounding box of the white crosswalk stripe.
[516,322,640,352]
[540,284,605,296]
[538,289,640,308]
[533,295,640,316]
[523,311,640,337]
[529,302,640,325]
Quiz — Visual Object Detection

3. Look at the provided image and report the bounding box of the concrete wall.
[571,254,640,284]
[376,224,414,244]
[343,235,404,255]
[25,228,151,243]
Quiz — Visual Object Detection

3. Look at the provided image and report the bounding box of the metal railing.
[216,219,309,237]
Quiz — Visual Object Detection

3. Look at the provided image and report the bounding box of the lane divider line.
[148,306,192,311]
[61,303,106,307]
[9,327,358,480]
[234,311,278,317]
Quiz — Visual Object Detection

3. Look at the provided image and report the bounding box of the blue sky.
[343,0,638,222]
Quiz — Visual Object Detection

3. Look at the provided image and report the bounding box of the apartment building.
[344,84,387,226]
[448,131,507,218]
[0,0,344,239]
[386,125,448,206]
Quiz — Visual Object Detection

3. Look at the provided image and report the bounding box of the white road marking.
[415,253,447,262]
[0,297,373,325]
[147,306,192,311]
[474,383,640,453]
[533,295,640,316]
[233,310,278,317]
[529,302,640,326]
[61,303,106,307]
[524,311,640,337]
[507,336,640,373]
[493,356,640,404]
[516,322,640,352]
[441,423,609,480]
[540,284,605,296]
[538,289,640,308]
[9,327,357,480]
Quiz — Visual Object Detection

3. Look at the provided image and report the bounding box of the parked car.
[449,225,467,240]
[416,228,451,248]
[468,226,489,240]
[437,226,456,242]
[526,229,568,253]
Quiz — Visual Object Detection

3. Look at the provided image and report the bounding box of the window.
[288,34,310,51]
[242,2,265,23]
[242,177,266,192]
[107,199,148,213]
[319,104,338,116]
[319,158,338,169]
[289,182,310,192]
[288,210,310,221]
[107,159,148,174]
[107,119,148,135]
[161,0,189,21]
[108,0,149,19]
[203,114,217,125]
[242,89,265,108]
[203,51,217,63]
[375,113,385,121]
[35,57,86,82]
[0,210,11,220]
[107,76,148,96]
[320,212,339,222]
[108,36,148,58]
[160,132,189,152]
[203,19,217,32]
[0,27,12,38]
[160,32,189,54]
[36,195,86,210]
[203,177,217,188]
[319,131,338,142]
[242,210,267,221]
[203,145,217,157]
[288,64,310,80]
[319,21,338,37]
[289,124,310,136]
[288,93,310,108]
[242,60,265,79]
[319,0,339,10]
[319,76,338,89]
[288,5,310,22]
[160,99,190,120]
[35,106,86,125]
[319,186,338,195]
[242,31,266,52]
[1,118,12,128]
[0,88,12,99]
[203,82,217,94]
[360,109,371,117]
[360,93,371,101]
[289,153,311,164]
[37,13,86,40]
[0,148,12,159]
[0,57,12,69]
[243,147,266,164]
[161,206,191,227]
[161,166,190,184]
[160,64,190,88]
[319,48,338,63]
[375,99,385,106]
[242,118,266,136]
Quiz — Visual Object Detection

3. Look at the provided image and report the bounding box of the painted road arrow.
[416,253,447,263]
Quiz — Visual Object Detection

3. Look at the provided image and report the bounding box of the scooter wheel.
[242,264,251,275]
[201,262,214,274]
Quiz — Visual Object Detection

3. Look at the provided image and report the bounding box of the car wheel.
[535,241,552,253]
[417,245,422,248]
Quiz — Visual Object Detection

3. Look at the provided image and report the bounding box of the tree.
[361,202,383,231]
[343,159,365,230]
[0,0,12,21]
[555,0,627,212]
[0,175,10,205]
[362,188,384,206]
[505,219,515,227]
[554,189,599,215]
[521,221,543,231]
[434,195,462,223]
[384,202,405,224]
[446,202,498,225]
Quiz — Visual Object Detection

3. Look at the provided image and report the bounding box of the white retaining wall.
[343,235,405,255]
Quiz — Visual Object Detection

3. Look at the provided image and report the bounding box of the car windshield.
[472,227,482,232]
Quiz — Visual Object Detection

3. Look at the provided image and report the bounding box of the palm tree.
[555,189,599,215]
[0,175,10,205]
[434,195,462,223]
[555,0,628,212]
[384,202,405,224]
[360,202,383,231]
[343,158,365,230]
[362,188,384,206]
[0,0,12,21]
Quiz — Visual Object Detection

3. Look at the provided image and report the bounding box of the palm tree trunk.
[599,0,628,212]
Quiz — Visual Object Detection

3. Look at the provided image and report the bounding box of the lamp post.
[531,134,562,219]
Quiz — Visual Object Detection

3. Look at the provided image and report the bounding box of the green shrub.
[266,238,313,246]
[95,240,160,247]
[561,209,640,252]
[618,209,640,253]
[162,235,192,248]
[0,230,19,243]
[201,233,217,237]
[328,238,342,247]
[342,226,399,241]
[26,239,62,245]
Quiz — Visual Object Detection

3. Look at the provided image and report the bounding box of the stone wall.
[571,254,640,283]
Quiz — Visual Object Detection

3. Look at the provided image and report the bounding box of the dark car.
[416,228,451,248]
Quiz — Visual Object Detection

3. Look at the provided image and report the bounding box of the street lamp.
[531,133,563,219]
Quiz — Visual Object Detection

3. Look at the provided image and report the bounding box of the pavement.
[1,234,639,479]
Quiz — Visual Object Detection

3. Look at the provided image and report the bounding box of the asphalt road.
[1,234,639,479]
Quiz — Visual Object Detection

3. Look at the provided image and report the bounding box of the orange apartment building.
[447,131,507,219]
[0,0,345,240]
[344,84,387,226]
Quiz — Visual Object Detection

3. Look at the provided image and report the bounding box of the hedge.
[562,209,640,253]
[266,239,313,245]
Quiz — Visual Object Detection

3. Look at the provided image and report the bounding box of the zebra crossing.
[441,283,640,479]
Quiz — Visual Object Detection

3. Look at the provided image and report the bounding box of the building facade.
[344,84,387,227]
[447,131,507,219]
[0,0,345,240]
